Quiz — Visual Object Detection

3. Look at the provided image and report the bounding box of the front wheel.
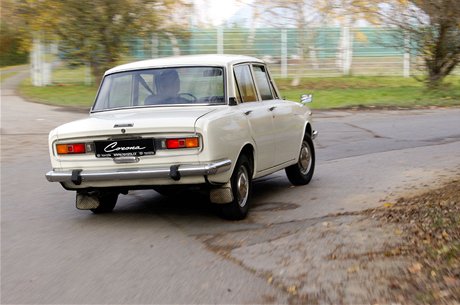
[285,134,315,185]
[219,155,252,220]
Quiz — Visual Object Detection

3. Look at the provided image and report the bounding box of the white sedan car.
[46,54,317,220]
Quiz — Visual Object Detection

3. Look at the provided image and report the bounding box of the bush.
[0,23,29,67]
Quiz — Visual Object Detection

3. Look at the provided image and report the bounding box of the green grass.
[278,76,460,109]
[52,66,92,85]
[0,64,27,71]
[17,67,460,109]
[0,71,19,83]
[18,78,98,107]
[17,66,97,107]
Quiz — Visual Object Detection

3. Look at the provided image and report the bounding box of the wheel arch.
[238,143,255,178]
[305,122,313,139]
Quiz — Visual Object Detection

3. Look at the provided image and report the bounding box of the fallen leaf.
[440,290,451,298]
[267,276,273,284]
[347,265,360,273]
[287,285,297,295]
[408,262,422,274]
[383,202,395,208]
[443,276,459,287]
[442,230,449,238]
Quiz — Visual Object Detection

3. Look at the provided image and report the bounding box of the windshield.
[92,67,225,111]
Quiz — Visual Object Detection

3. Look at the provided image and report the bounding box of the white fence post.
[403,31,410,77]
[341,26,352,76]
[281,29,288,78]
[31,38,42,86]
[217,27,224,54]
[151,34,159,58]
[31,38,52,87]
[85,63,92,85]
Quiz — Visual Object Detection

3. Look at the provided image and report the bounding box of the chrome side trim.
[45,159,232,183]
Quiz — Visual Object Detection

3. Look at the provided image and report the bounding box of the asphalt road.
[2,70,460,304]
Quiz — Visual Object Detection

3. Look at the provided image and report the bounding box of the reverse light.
[56,143,86,155]
[165,137,200,149]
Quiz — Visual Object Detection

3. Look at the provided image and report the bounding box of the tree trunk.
[426,69,445,88]
[426,59,458,88]
[90,62,106,87]
[424,22,459,88]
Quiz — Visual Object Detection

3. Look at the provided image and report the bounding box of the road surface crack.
[345,122,388,138]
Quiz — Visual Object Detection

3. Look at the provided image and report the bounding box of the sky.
[193,0,252,26]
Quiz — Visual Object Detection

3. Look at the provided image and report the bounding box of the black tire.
[219,154,252,220]
[153,186,180,197]
[91,192,118,214]
[285,134,315,185]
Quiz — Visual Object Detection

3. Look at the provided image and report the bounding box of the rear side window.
[253,65,274,100]
[234,65,257,103]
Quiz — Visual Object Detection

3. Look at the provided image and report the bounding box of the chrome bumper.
[45,159,232,184]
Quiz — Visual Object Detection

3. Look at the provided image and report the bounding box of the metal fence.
[31,27,459,85]
[128,27,422,78]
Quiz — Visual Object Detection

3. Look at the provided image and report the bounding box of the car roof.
[105,54,265,75]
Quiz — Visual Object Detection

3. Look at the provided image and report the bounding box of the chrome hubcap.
[299,142,312,175]
[236,167,249,207]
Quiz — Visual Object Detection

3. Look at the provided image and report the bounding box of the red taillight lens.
[56,143,86,155]
[165,137,199,149]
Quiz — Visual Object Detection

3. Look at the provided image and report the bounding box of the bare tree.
[250,0,459,86]
[247,0,369,81]
[360,0,460,87]
[245,0,322,84]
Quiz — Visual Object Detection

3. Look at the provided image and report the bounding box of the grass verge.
[17,72,460,110]
[18,78,98,107]
[0,71,19,83]
[278,76,460,109]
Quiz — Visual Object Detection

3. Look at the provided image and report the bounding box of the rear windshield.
[92,66,225,111]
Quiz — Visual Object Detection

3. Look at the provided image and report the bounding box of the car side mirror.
[301,94,313,104]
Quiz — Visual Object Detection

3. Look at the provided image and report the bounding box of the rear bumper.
[45,159,232,185]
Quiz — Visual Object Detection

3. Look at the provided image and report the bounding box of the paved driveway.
[2,70,459,303]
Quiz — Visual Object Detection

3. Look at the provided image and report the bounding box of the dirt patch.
[200,212,409,304]
[367,177,460,304]
[230,215,407,304]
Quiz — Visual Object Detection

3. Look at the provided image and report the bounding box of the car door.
[251,64,302,166]
[234,64,275,172]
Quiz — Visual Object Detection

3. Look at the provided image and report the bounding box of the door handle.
[244,110,252,115]
[268,106,276,111]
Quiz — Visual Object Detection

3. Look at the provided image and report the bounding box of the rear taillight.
[56,143,86,155]
[165,137,200,149]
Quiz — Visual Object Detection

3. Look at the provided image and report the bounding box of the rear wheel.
[91,192,118,214]
[153,186,180,197]
[219,155,252,220]
[285,134,315,185]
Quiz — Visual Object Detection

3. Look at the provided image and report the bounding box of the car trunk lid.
[55,106,217,139]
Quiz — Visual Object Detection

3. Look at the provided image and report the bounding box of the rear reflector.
[165,137,199,149]
[56,143,86,154]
